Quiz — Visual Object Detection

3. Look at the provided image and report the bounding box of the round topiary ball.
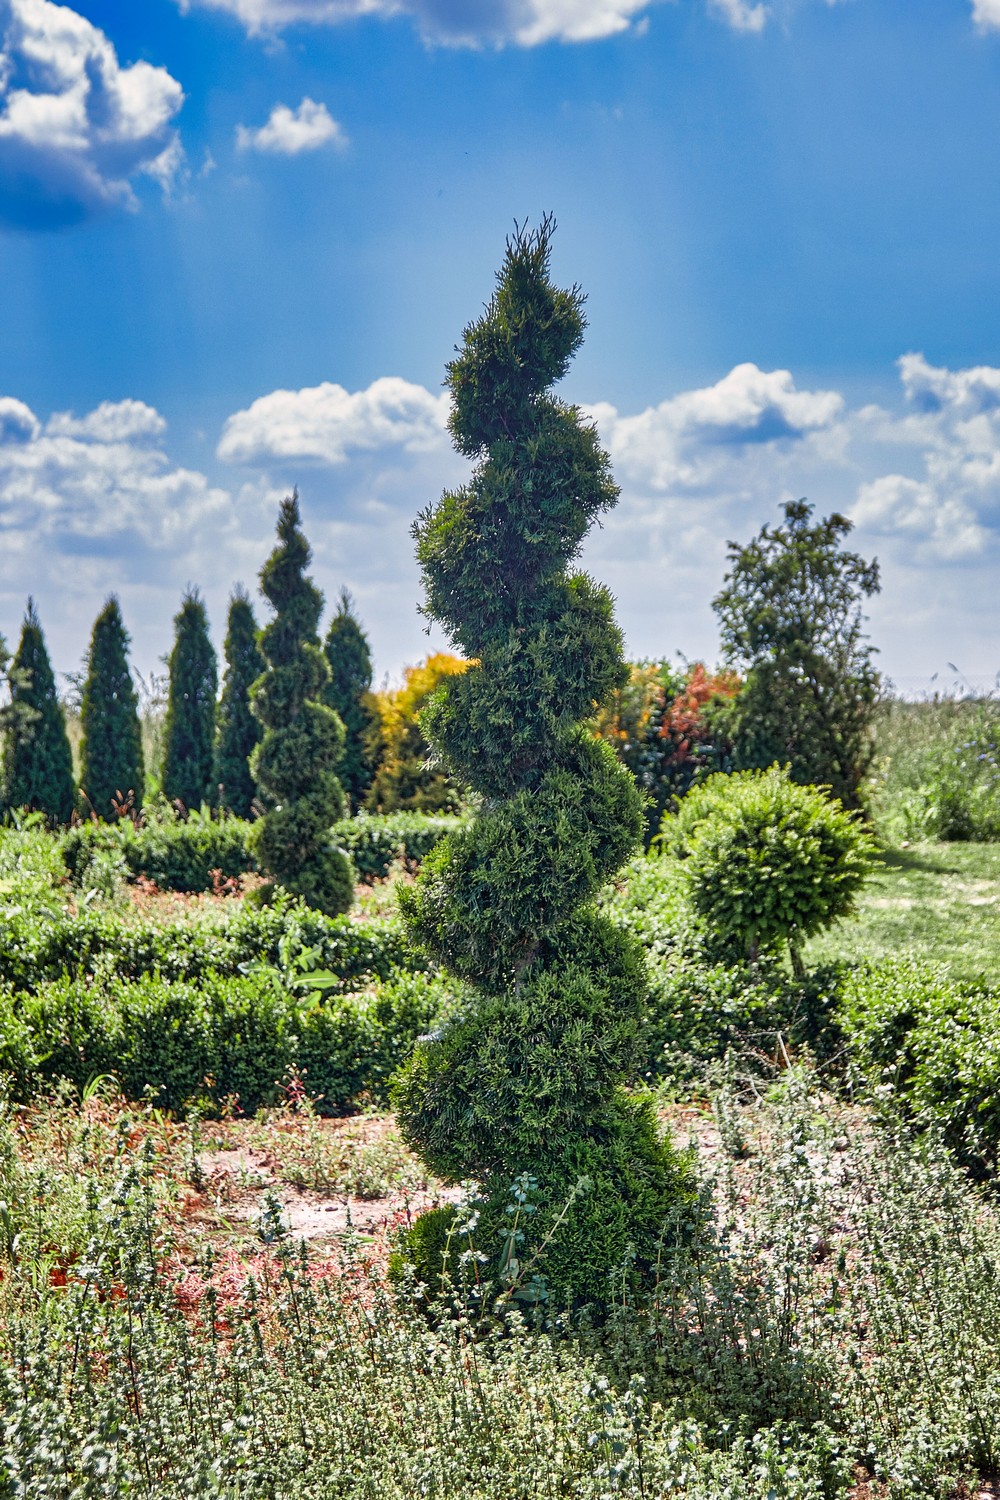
[662,764,879,975]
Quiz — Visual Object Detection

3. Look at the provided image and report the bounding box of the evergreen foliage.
[214,587,264,818]
[162,591,218,811]
[79,597,144,821]
[249,494,354,915]
[713,499,881,810]
[391,221,695,1307]
[0,600,75,826]
[323,589,376,811]
[663,765,878,975]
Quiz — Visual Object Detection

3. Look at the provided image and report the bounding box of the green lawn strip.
[804,842,1000,986]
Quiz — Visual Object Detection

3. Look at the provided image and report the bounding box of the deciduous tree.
[713,499,881,810]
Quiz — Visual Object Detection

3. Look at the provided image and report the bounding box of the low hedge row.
[0,902,424,993]
[332,813,465,881]
[0,969,459,1116]
[60,812,462,893]
[61,817,253,894]
[840,959,1000,1180]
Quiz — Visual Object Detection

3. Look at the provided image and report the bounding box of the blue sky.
[2,0,999,696]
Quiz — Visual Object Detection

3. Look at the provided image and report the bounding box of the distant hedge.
[0,900,424,993]
[60,812,462,893]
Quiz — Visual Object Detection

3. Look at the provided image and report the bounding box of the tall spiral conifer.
[392,221,693,1305]
[249,493,353,915]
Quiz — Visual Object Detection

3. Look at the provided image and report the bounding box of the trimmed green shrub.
[663,766,878,975]
[4,968,456,1116]
[214,586,265,819]
[0,600,76,826]
[60,809,457,892]
[0,898,422,993]
[391,220,695,1307]
[250,495,354,915]
[332,812,463,881]
[62,811,253,893]
[79,597,144,820]
[162,591,218,811]
[841,959,1000,1179]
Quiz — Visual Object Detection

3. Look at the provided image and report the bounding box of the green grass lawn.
[805,841,1000,986]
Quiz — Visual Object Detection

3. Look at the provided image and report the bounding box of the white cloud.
[176,0,666,46]
[0,396,40,443]
[236,97,346,154]
[217,376,450,466]
[0,0,184,228]
[7,352,1000,703]
[708,0,768,32]
[898,351,1000,416]
[46,400,167,443]
[592,362,844,491]
[972,0,1000,32]
[852,473,987,561]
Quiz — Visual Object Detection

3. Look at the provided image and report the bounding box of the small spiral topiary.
[249,493,354,916]
[391,220,695,1307]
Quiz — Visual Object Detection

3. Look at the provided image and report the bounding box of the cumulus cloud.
[236,98,346,154]
[853,474,987,561]
[972,0,1000,32]
[176,0,665,46]
[592,363,844,491]
[898,351,1000,417]
[0,0,184,229]
[217,376,450,466]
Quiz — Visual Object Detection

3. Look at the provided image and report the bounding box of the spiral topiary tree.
[391,220,694,1307]
[249,493,354,916]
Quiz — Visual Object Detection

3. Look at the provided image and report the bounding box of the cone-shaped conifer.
[323,589,376,812]
[249,494,353,914]
[79,597,144,820]
[213,586,264,818]
[0,600,75,825]
[391,221,694,1307]
[162,590,218,811]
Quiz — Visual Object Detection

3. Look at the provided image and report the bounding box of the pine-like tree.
[162,590,218,811]
[213,586,264,818]
[79,597,144,820]
[0,600,75,825]
[249,494,353,914]
[323,589,376,812]
[391,221,694,1307]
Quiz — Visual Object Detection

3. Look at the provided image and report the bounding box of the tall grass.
[870,695,1000,841]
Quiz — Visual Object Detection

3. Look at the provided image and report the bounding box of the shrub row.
[59,811,460,893]
[332,812,464,880]
[0,968,458,1116]
[841,959,1000,1179]
[0,900,424,993]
